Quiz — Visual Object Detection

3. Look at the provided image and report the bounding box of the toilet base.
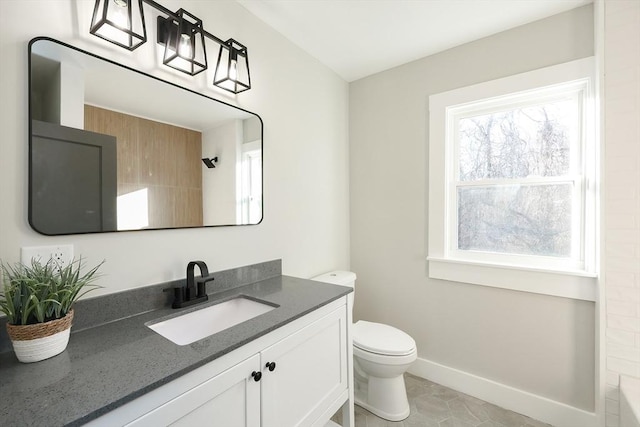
[354,373,411,421]
[355,398,410,422]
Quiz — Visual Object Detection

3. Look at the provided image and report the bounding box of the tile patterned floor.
[345,374,554,427]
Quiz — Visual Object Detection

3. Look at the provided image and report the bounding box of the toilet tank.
[311,271,356,317]
[310,271,356,288]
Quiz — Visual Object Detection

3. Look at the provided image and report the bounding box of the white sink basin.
[147,296,277,345]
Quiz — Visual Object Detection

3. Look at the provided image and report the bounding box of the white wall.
[602,1,640,426]
[350,4,596,421]
[0,0,350,294]
[202,120,241,225]
[59,61,84,129]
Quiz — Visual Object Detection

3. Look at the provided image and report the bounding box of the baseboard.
[407,357,597,427]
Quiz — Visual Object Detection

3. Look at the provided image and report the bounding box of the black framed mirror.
[28,37,263,235]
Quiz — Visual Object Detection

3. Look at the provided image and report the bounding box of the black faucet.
[167,261,215,309]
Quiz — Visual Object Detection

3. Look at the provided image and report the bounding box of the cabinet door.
[127,355,261,427]
[261,307,347,427]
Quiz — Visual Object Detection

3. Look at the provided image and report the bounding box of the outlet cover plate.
[21,245,74,267]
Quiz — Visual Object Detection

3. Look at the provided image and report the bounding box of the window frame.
[428,57,598,301]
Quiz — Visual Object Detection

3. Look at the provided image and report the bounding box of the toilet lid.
[353,321,416,356]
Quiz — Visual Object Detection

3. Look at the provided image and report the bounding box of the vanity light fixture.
[90,0,147,50]
[214,39,251,94]
[89,0,251,93]
[157,10,207,76]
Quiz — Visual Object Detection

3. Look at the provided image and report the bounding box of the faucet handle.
[196,276,215,298]
[163,286,184,309]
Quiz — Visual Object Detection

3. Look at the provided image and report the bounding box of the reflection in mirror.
[29,37,262,235]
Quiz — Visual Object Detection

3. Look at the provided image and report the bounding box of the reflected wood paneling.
[175,188,204,227]
[178,129,203,189]
[138,119,177,187]
[147,186,175,229]
[85,105,138,185]
[84,105,203,228]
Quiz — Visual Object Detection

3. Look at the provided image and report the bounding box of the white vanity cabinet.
[89,297,351,427]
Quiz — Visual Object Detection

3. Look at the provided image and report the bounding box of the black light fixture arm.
[141,0,227,47]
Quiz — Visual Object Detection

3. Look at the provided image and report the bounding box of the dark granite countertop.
[0,274,351,427]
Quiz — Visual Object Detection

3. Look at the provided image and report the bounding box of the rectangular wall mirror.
[29,37,263,235]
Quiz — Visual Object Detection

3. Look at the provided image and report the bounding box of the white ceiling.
[32,40,253,132]
[236,0,592,82]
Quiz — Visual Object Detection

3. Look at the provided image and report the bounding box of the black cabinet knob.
[265,361,276,372]
[251,371,262,382]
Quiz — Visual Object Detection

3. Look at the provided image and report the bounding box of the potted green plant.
[0,257,103,363]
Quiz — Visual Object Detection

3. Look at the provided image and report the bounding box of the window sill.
[427,257,597,301]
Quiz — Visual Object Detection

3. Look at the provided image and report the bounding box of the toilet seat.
[353,321,416,356]
[353,344,417,366]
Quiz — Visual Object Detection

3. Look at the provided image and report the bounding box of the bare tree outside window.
[456,99,577,257]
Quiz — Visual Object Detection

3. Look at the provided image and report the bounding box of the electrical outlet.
[21,245,74,268]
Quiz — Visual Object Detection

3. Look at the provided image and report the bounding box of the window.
[428,58,597,300]
[239,140,262,224]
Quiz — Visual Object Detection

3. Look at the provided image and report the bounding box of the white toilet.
[311,271,417,421]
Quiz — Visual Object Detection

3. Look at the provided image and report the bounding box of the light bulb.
[178,33,192,58]
[111,0,128,29]
[229,58,238,81]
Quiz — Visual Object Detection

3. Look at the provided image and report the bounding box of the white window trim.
[428,57,598,301]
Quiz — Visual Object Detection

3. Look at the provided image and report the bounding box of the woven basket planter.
[6,310,74,363]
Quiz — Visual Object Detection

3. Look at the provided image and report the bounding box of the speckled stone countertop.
[0,263,351,426]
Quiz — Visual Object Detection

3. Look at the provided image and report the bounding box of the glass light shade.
[161,9,207,76]
[214,39,251,94]
[90,0,146,50]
